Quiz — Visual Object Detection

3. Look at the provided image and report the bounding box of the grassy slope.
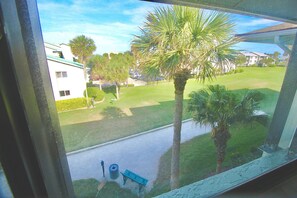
[148,122,267,197]
[73,179,137,198]
[59,67,286,152]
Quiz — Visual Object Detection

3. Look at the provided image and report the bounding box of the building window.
[59,90,70,97]
[56,71,67,78]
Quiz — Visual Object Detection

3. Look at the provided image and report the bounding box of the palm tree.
[188,85,263,173]
[69,35,96,105]
[132,6,237,189]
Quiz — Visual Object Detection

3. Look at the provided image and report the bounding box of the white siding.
[47,59,85,101]
[60,44,76,61]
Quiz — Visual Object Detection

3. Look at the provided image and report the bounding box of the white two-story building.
[240,51,269,66]
[44,43,86,101]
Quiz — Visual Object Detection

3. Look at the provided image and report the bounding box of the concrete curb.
[66,118,193,156]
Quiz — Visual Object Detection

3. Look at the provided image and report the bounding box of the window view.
[0,163,13,197]
[31,0,296,197]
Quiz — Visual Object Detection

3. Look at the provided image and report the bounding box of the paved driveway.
[67,120,211,190]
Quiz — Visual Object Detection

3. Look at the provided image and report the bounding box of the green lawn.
[147,121,268,197]
[73,179,137,198]
[59,67,286,152]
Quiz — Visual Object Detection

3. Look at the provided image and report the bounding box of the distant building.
[236,23,297,55]
[44,43,86,101]
[240,51,268,66]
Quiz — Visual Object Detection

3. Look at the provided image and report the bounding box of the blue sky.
[37,0,283,55]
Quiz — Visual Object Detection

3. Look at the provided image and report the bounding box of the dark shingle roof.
[241,23,297,35]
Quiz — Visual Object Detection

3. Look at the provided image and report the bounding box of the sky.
[37,0,284,55]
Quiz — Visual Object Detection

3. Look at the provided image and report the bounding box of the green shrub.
[84,87,104,101]
[121,84,135,87]
[102,85,116,93]
[87,82,95,87]
[225,68,244,75]
[56,98,88,112]
[268,64,277,67]
[237,68,244,73]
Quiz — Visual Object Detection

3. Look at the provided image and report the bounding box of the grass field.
[147,121,267,197]
[59,67,286,152]
[73,179,137,198]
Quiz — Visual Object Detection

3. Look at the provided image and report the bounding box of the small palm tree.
[188,85,263,173]
[132,6,237,189]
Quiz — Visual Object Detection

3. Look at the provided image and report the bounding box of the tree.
[91,53,131,99]
[234,54,247,66]
[69,35,96,104]
[259,57,274,66]
[132,6,237,189]
[188,85,263,173]
[88,55,107,90]
[272,51,280,64]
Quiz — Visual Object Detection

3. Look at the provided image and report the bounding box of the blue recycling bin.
[109,164,119,179]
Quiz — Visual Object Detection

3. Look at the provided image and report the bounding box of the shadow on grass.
[61,88,279,153]
[102,106,127,119]
[61,100,184,152]
[230,88,280,116]
[102,85,117,99]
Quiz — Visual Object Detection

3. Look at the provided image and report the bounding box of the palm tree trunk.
[171,91,183,190]
[83,61,89,107]
[216,160,223,173]
[170,69,191,190]
[213,128,231,174]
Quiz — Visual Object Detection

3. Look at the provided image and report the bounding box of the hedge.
[84,87,105,101]
[56,98,88,112]
[225,68,244,75]
[120,84,135,87]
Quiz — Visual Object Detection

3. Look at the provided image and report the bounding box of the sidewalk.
[67,120,211,190]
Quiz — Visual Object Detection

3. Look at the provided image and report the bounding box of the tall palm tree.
[69,35,96,105]
[132,6,237,189]
[188,85,263,173]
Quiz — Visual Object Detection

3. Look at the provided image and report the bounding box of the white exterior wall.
[241,51,268,66]
[44,43,61,57]
[60,44,76,61]
[47,59,85,101]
